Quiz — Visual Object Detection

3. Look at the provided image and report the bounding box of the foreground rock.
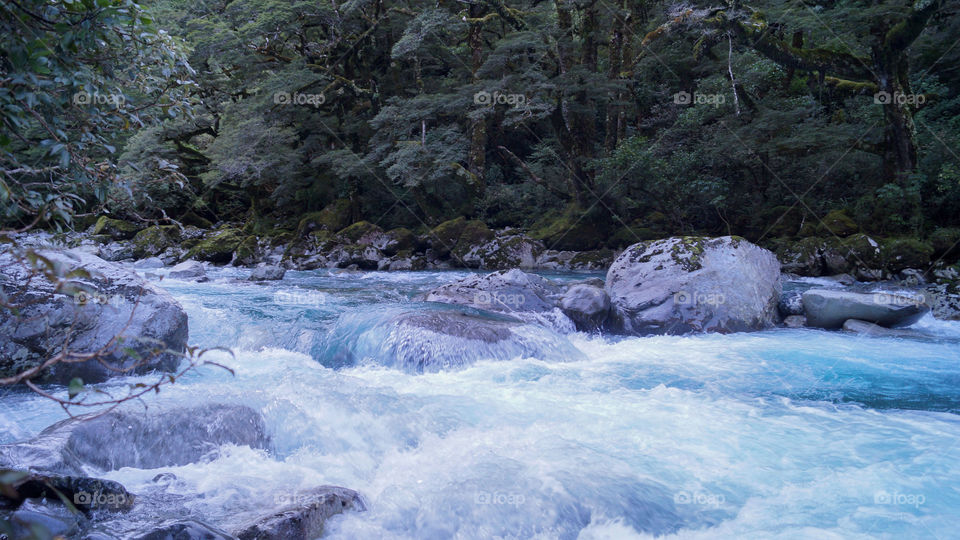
[559,285,610,331]
[801,289,929,329]
[605,237,782,335]
[234,486,365,540]
[131,520,235,540]
[322,308,585,372]
[842,319,928,339]
[0,471,135,511]
[0,404,270,475]
[0,249,188,384]
[249,265,286,281]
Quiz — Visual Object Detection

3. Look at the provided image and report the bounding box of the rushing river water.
[2,267,960,539]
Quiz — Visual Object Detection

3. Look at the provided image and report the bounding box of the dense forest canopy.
[3,0,960,249]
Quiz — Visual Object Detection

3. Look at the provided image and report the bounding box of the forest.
[3,0,959,253]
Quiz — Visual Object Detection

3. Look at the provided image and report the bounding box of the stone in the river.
[0,249,187,384]
[801,289,929,329]
[249,265,286,281]
[1,472,135,512]
[322,308,585,372]
[778,290,805,317]
[559,284,610,331]
[0,404,269,475]
[168,260,206,279]
[130,519,235,540]
[842,319,928,339]
[424,269,563,314]
[134,257,165,269]
[234,486,365,540]
[7,497,84,538]
[605,236,782,335]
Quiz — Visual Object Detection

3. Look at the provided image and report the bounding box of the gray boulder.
[460,232,544,270]
[0,472,135,512]
[249,266,286,281]
[134,257,165,269]
[234,486,365,540]
[783,315,807,328]
[801,289,929,329]
[605,237,782,335]
[168,260,206,280]
[559,285,610,331]
[97,242,134,262]
[842,319,929,339]
[0,404,270,475]
[0,249,188,384]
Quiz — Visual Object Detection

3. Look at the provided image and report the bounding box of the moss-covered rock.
[233,236,261,266]
[181,211,214,229]
[570,249,615,270]
[816,210,858,237]
[379,228,416,256]
[336,221,383,244]
[295,200,353,237]
[451,220,495,262]
[93,216,140,240]
[529,208,603,251]
[132,226,180,259]
[429,217,469,257]
[881,238,933,272]
[184,228,243,263]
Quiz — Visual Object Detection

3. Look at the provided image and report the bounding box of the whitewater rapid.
[1,267,959,539]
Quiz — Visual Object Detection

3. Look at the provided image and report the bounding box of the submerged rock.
[842,319,928,339]
[320,307,585,372]
[801,289,929,329]
[0,249,187,384]
[233,486,365,540]
[0,404,269,475]
[1,472,135,513]
[131,519,235,540]
[778,290,805,317]
[249,265,286,281]
[605,236,782,335]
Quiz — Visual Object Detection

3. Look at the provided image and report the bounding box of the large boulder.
[0,404,270,475]
[233,486,365,540]
[460,231,544,270]
[249,265,286,281]
[321,308,585,372]
[605,237,782,335]
[0,249,188,384]
[168,260,207,280]
[801,289,929,329]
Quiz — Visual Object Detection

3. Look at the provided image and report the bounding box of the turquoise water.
[2,267,959,539]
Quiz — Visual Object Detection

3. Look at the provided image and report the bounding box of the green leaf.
[68,377,84,399]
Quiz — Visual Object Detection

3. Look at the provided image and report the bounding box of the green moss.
[430,217,468,257]
[132,226,180,259]
[381,228,415,255]
[184,227,243,263]
[295,200,352,238]
[816,210,858,237]
[93,216,140,240]
[570,249,614,268]
[181,211,214,229]
[881,237,933,272]
[529,207,603,251]
[607,226,659,248]
[451,220,494,260]
[337,221,382,243]
[669,236,707,272]
[233,235,260,266]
